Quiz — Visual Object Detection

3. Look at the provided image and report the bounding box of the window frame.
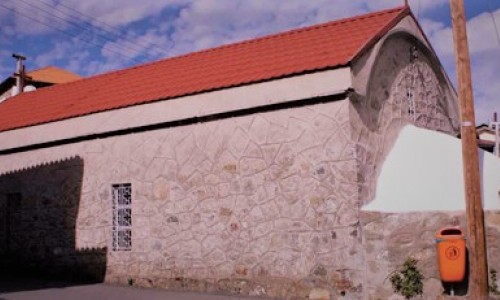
[111,183,132,251]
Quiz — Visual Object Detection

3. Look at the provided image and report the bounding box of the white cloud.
[430,9,500,56]
[161,0,449,58]
[424,9,500,123]
[2,0,450,64]
[1,0,186,37]
[32,39,93,76]
[470,50,500,123]
[164,0,369,56]
[2,0,64,35]
[419,18,446,36]
[365,0,448,14]
[62,0,186,27]
[2,0,497,122]
[0,50,15,79]
[34,40,74,67]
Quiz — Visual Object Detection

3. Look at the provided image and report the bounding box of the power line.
[0,3,145,64]
[13,0,156,60]
[487,0,500,47]
[36,0,169,56]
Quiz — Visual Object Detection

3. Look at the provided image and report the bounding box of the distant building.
[0,66,81,103]
[477,123,496,152]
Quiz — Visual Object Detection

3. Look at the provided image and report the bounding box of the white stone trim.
[0,68,351,151]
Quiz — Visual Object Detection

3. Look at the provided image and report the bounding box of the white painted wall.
[479,129,496,142]
[0,86,16,103]
[362,125,500,212]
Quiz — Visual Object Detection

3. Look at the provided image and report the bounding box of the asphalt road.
[0,277,260,300]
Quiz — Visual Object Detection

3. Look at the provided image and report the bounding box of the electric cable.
[13,0,156,60]
[0,3,146,64]
[487,0,500,47]
[34,0,169,56]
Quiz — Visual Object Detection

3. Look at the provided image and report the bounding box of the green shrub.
[490,269,500,295]
[390,257,424,299]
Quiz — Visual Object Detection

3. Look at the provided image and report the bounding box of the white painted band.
[462,121,473,127]
[0,68,352,151]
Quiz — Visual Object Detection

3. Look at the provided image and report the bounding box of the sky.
[0,0,499,124]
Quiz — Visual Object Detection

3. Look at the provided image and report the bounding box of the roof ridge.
[27,66,54,74]
[168,6,408,56]
[31,6,407,90]
[0,6,408,132]
[27,65,79,74]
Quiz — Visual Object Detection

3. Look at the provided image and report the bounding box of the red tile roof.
[27,66,81,84]
[0,6,409,133]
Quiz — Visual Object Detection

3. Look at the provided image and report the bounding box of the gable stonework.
[351,28,460,208]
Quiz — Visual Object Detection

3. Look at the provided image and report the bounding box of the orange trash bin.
[435,227,466,282]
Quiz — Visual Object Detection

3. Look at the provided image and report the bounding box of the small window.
[112,183,132,251]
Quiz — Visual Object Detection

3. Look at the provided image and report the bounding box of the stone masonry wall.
[0,98,364,298]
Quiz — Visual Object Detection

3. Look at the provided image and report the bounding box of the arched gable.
[350,24,460,206]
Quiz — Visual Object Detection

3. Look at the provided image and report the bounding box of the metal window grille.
[406,68,416,122]
[112,183,132,251]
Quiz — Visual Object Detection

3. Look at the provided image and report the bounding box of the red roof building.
[0,7,468,300]
[27,66,82,84]
[0,66,81,104]
[0,7,408,133]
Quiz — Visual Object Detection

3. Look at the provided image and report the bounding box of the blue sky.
[1,0,499,123]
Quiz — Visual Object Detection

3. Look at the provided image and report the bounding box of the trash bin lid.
[436,227,464,238]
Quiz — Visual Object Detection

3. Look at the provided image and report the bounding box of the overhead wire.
[13,0,158,61]
[0,3,145,64]
[487,0,500,47]
[35,0,170,56]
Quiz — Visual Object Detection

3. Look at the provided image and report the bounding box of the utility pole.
[449,0,489,298]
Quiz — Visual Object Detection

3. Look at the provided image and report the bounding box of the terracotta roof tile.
[27,66,81,84]
[0,6,408,132]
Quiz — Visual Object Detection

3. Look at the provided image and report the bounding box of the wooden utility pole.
[449,0,489,298]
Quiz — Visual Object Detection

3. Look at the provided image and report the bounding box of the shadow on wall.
[0,156,106,293]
